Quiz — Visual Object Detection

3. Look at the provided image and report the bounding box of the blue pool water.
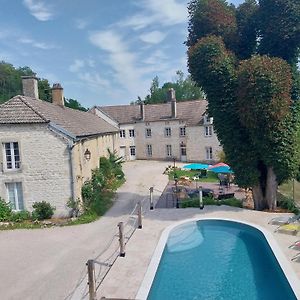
[148,220,297,300]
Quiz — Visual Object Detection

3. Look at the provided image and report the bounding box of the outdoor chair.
[289,240,300,250]
[289,240,300,262]
[275,223,300,235]
[268,214,300,226]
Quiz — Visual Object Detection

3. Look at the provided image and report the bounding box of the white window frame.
[166,145,172,157]
[120,130,126,138]
[3,142,21,170]
[146,144,152,157]
[130,146,136,156]
[165,127,171,137]
[179,127,186,137]
[206,147,213,160]
[129,129,135,138]
[204,126,213,137]
[146,128,152,138]
[6,182,24,211]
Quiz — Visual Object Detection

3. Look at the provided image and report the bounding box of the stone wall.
[72,132,119,201]
[0,124,72,216]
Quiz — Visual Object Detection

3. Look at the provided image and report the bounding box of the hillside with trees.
[187,0,300,210]
[0,61,87,111]
[135,70,205,104]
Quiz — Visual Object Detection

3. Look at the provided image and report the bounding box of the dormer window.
[3,142,21,170]
[204,115,213,125]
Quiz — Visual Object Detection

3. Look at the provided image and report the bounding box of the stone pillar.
[51,83,64,106]
[22,75,39,99]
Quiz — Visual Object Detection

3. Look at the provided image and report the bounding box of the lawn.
[168,169,219,183]
[279,179,300,206]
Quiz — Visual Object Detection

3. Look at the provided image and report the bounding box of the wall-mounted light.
[84,149,91,161]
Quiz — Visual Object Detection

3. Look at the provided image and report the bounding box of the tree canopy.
[136,70,205,104]
[0,61,87,111]
[187,0,300,210]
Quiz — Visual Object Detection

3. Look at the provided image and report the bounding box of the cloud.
[78,72,110,89]
[23,0,53,21]
[18,37,56,50]
[89,30,148,95]
[75,19,89,30]
[119,0,187,30]
[69,59,85,72]
[139,31,167,44]
[144,50,167,65]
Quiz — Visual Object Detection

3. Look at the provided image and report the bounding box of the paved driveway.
[0,160,169,300]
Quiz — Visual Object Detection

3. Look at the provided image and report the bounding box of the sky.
[0,0,243,107]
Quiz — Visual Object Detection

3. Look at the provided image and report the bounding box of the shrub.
[180,196,242,208]
[0,198,12,221]
[277,193,299,214]
[32,201,55,220]
[10,211,31,222]
[66,198,81,217]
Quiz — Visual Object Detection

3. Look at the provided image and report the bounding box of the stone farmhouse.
[90,89,222,163]
[0,76,119,216]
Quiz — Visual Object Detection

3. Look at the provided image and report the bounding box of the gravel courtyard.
[0,160,169,300]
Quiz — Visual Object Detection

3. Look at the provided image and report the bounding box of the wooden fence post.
[118,222,125,257]
[137,201,142,229]
[149,187,154,210]
[199,186,204,210]
[87,259,97,300]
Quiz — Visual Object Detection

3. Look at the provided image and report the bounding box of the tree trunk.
[265,166,278,210]
[252,185,267,210]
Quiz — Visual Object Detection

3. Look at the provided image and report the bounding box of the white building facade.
[92,89,222,163]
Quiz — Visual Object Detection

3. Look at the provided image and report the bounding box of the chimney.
[140,102,145,121]
[51,83,64,106]
[22,75,39,99]
[168,88,177,118]
[167,88,176,102]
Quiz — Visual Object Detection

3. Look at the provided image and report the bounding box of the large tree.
[136,70,205,104]
[0,61,87,111]
[187,0,300,210]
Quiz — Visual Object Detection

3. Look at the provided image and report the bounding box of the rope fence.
[65,193,151,300]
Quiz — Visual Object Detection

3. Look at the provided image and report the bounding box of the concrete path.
[99,207,300,300]
[0,160,169,300]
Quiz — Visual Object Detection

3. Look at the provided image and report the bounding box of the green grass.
[168,169,219,183]
[180,196,242,208]
[279,180,300,206]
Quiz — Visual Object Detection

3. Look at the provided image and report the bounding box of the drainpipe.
[68,142,76,202]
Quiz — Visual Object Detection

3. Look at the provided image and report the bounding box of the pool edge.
[135,217,300,300]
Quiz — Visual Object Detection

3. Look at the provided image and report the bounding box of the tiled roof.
[98,100,208,126]
[0,96,119,137]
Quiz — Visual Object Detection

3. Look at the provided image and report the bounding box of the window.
[119,130,126,138]
[206,147,213,160]
[130,146,136,156]
[166,145,172,157]
[179,127,186,137]
[129,129,135,138]
[146,128,152,138]
[165,127,171,137]
[3,142,21,170]
[6,182,24,211]
[146,144,152,157]
[204,126,213,137]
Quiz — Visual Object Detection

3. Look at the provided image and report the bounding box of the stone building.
[91,89,222,163]
[0,76,119,216]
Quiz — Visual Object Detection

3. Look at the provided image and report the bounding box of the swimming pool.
[137,219,300,300]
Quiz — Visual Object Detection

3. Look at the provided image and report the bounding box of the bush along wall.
[80,152,125,222]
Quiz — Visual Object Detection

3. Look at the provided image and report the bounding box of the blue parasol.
[183,163,210,170]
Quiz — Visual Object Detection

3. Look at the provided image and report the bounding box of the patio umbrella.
[183,163,210,170]
[208,162,229,169]
[210,166,233,174]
